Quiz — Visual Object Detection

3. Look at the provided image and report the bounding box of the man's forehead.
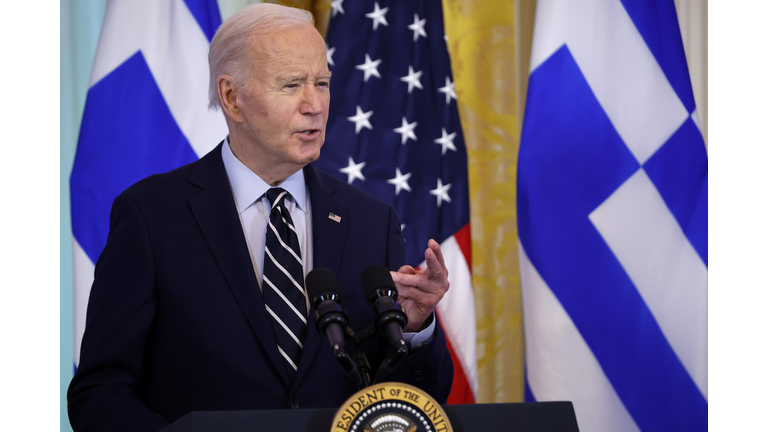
[261,50,330,77]
[249,24,324,56]
[249,31,328,74]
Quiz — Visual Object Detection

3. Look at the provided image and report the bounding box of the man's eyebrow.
[277,72,332,86]
[278,75,304,86]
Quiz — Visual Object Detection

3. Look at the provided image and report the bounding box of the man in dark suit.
[68,4,453,432]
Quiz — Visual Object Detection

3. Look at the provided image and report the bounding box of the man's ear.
[218,75,243,123]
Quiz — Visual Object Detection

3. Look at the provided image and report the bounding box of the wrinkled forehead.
[249,24,326,65]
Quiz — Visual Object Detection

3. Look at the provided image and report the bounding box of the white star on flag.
[394,117,418,145]
[331,0,344,17]
[438,76,457,105]
[347,106,374,134]
[400,66,423,94]
[356,54,382,82]
[387,168,413,196]
[326,46,336,67]
[430,178,452,207]
[339,157,366,184]
[408,14,427,41]
[434,128,457,155]
[365,2,389,31]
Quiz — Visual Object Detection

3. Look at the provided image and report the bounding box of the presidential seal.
[331,382,452,432]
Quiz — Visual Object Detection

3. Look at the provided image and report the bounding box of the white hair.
[208,3,315,110]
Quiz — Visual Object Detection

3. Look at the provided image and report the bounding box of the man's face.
[233,24,331,176]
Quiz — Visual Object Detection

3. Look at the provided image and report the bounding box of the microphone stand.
[354,350,372,389]
[342,320,406,389]
[342,325,372,390]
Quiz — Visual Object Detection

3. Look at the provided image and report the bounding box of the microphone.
[361,264,409,383]
[306,267,361,386]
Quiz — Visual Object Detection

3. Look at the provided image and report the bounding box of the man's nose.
[300,86,324,115]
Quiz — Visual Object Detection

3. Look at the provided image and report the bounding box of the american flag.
[316,0,477,403]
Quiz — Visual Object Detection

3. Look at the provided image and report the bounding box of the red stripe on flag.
[443,323,476,404]
[441,223,475,404]
[454,223,472,272]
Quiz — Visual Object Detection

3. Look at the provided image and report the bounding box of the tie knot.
[266,187,290,209]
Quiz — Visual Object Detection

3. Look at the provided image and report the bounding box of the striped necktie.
[262,187,307,379]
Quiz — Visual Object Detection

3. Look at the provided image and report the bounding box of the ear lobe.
[218,75,243,123]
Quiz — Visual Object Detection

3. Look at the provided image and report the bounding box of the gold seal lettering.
[366,389,384,405]
[331,383,452,432]
[402,390,420,402]
[433,416,447,431]
[350,400,362,414]
[424,401,443,423]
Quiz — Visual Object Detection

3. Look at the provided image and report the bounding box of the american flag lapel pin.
[328,212,342,223]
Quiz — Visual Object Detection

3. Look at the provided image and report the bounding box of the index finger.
[425,241,446,280]
[428,239,446,267]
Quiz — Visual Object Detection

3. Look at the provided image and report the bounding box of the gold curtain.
[442,0,534,403]
[279,0,536,404]
[268,0,332,37]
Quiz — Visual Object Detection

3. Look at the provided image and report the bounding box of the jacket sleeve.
[67,191,169,432]
[380,205,455,404]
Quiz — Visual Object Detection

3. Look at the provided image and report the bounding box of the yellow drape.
[442,0,533,403]
[268,0,332,37]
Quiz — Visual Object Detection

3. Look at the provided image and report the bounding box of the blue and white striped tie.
[263,187,307,379]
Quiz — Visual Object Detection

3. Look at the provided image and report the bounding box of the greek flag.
[518,1,707,431]
[70,0,226,366]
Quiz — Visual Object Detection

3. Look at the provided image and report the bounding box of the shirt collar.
[221,137,308,215]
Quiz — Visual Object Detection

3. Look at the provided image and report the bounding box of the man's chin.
[302,153,320,165]
[301,142,323,164]
[290,151,320,169]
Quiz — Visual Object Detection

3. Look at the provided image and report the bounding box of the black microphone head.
[306,267,341,305]
[361,264,397,302]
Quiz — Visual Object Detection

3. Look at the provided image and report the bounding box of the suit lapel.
[305,164,349,276]
[292,164,350,389]
[187,143,291,386]
[186,153,351,389]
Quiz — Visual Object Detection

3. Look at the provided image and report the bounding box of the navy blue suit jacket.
[68,143,454,432]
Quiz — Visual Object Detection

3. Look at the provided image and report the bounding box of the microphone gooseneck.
[360,264,409,383]
[306,267,361,387]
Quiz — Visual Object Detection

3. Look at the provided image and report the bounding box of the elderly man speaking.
[68,4,454,431]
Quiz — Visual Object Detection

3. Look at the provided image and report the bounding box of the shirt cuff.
[402,311,436,351]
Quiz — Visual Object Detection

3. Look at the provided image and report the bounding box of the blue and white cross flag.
[517,1,708,431]
[70,0,226,367]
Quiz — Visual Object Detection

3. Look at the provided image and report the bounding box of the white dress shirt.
[221,139,313,314]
